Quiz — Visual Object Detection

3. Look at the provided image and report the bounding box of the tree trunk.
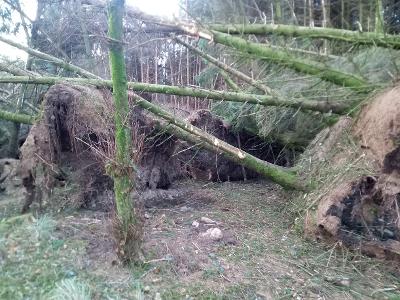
[320,0,328,55]
[219,70,240,91]
[0,76,353,114]
[210,31,370,91]
[108,0,141,263]
[341,0,345,29]
[208,24,400,49]
[0,109,34,124]
[274,0,282,24]
[375,0,384,33]
[308,0,314,27]
[8,0,32,158]
[0,62,39,77]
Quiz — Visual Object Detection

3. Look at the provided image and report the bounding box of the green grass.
[0,214,143,299]
[48,278,91,300]
[0,215,79,299]
[1,180,400,299]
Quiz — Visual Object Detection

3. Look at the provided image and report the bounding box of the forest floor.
[1,180,400,300]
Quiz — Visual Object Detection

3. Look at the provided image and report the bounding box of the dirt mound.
[309,87,400,260]
[317,176,400,260]
[354,87,400,169]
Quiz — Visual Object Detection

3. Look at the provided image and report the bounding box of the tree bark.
[210,31,370,91]
[0,62,39,77]
[219,70,240,91]
[0,76,353,114]
[0,109,34,124]
[108,0,141,263]
[308,0,314,27]
[208,24,400,49]
[375,0,384,34]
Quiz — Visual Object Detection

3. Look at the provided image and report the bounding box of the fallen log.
[0,76,352,114]
[0,109,35,124]
[208,23,400,49]
[209,31,372,91]
[86,3,374,91]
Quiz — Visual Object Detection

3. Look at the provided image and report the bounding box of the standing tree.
[107,0,142,263]
[375,0,384,33]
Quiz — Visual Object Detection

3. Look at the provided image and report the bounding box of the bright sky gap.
[0,0,180,60]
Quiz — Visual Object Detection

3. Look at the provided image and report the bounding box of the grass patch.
[0,215,82,299]
[48,278,91,300]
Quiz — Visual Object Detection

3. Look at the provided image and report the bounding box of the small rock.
[180,206,190,212]
[383,228,395,239]
[192,221,200,228]
[144,213,150,219]
[200,228,223,241]
[143,286,150,293]
[65,270,76,278]
[155,292,162,300]
[222,231,238,245]
[200,217,217,224]
[325,276,352,287]
[338,278,352,287]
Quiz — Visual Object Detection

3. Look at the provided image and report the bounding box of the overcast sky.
[1,0,180,60]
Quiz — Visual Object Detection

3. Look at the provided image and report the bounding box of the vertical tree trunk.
[186,38,190,107]
[308,0,314,27]
[274,0,282,23]
[154,43,158,102]
[108,0,141,263]
[321,0,328,54]
[341,0,345,29]
[375,0,384,33]
[8,0,31,158]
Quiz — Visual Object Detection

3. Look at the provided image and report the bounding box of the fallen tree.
[208,31,372,91]
[12,82,305,191]
[0,76,352,114]
[130,92,305,190]
[0,33,307,190]
[76,1,375,91]
[87,3,375,91]
[0,108,35,124]
[208,24,400,49]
